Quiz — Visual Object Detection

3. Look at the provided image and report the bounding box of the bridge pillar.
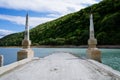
[17,13,34,61]
[87,14,101,62]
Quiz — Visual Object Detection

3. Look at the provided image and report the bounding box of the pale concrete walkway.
[0,52,120,80]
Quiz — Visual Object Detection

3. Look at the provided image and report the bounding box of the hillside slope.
[0,0,120,46]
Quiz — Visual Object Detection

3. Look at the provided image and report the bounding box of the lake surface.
[0,48,120,72]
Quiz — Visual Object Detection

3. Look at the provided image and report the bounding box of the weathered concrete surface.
[87,48,101,62]
[0,52,120,80]
[17,49,34,61]
[0,58,32,76]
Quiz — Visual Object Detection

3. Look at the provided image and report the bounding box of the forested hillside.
[0,0,120,46]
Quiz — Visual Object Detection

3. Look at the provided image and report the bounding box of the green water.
[101,49,120,71]
[0,48,120,71]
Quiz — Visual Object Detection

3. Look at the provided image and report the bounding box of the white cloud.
[0,0,101,15]
[0,14,55,37]
[47,14,60,18]
[0,14,55,28]
[0,29,15,38]
[0,14,25,25]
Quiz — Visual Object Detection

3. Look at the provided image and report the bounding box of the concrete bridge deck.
[0,52,120,80]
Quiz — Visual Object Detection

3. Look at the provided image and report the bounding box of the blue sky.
[0,0,101,38]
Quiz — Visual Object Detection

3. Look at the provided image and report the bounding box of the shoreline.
[0,45,120,49]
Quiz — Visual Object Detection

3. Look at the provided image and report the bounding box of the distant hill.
[0,0,120,46]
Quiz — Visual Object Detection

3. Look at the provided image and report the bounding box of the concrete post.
[17,13,34,61]
[0,55,3,67]
[87,14,101,62]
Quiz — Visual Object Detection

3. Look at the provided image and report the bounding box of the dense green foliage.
[0,0,120,46]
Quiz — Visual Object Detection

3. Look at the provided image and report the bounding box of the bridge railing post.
[0,55,4,67]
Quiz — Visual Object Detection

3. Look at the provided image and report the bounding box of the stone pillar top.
[22,13,31,49]
[24,13,29,41]
[88,14,97,48]
[90,14,95,39]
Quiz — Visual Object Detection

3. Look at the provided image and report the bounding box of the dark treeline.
[0,0,120,46]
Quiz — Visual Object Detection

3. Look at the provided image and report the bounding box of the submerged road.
[0,52,120,80]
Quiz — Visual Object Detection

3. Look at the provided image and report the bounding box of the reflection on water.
[0,48,120,71]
